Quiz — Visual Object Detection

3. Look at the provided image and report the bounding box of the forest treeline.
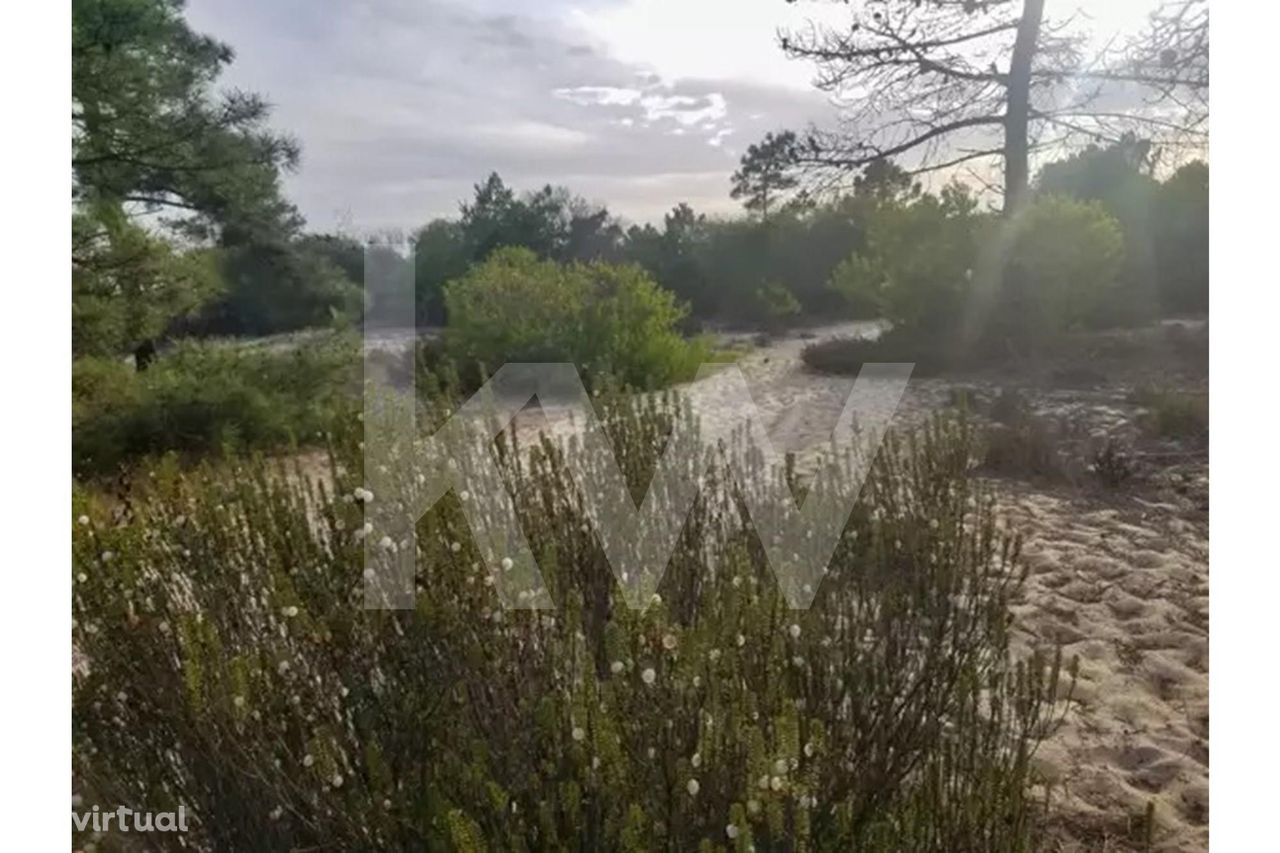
[76,151,1208,357]
[358,145,1207,336]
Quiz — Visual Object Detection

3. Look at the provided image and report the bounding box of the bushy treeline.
[73,402,1069,851]
[353,171,861,332]
[357,165,912,331]
[362,144,1205,339]
[806,141,1208,374]
[77,148,1206,364]
[1038,137,1209,315]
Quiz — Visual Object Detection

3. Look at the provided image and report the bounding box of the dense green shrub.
[821,191,1125,368]
[72,335,358,475]
[1037,138,1161,323]
[73,406,1068,850]
[752,281,802,333]
[827,185,980,337]
[1153,162,1209,314]
[996,195,1127,343]
[1038,141,1208,316]
[444,247,712,389]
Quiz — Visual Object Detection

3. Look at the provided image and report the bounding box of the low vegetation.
[802,328,948,378]
[1130,388,1210,443]
[72,336,358,477]
[73,407,1070,850]
[980,416,1073,484]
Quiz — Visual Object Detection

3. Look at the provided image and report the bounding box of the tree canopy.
[730,130,802,220]
[72,0,299,235]
[71,0,359,354]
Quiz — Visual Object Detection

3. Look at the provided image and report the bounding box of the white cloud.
[707,127,734,148]
[567,0,847,90]
[553,85,644,107]
[641,92,727,127]
[555,85,728,130]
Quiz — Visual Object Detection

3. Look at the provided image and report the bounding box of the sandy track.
[1005,485,1208,852]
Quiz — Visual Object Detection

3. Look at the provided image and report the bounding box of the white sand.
[1005,484,1208,852]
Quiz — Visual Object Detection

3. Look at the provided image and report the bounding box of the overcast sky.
[185,0,1160,233]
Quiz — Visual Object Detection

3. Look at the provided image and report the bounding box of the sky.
[184,0,1160,233]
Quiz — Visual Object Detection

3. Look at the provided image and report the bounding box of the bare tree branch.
[772,0,1209,210]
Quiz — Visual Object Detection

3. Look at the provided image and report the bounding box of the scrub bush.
[72,335,358,476]
[73,405,1068,851]
[444,247,712,390]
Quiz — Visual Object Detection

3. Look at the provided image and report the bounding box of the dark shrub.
[979,392,1073,482]
[1092,438,1137,489]
[801,328,946,377]
[1130,387,1209,443]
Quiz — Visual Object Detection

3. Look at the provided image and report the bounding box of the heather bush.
[1091,439,1137,489]
[980,416,1071,483]
[73,399,1069,851]
[977,390,1081,483]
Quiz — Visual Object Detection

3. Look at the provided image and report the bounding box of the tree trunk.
[1004,0,1045,213]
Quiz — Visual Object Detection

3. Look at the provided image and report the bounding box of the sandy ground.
[1007,481,1208,852]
